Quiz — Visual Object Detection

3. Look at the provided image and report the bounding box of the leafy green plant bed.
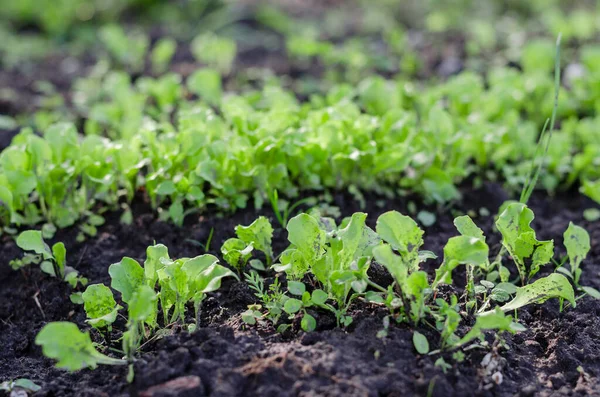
[1,184,598,396]
[2,1,600,396]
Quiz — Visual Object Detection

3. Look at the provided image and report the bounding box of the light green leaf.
[35,322,125,371]
[460,308,521,346]
[128,285,157,322]
[287,214,326,262]
[16,230,50,257]
[52,242,66,278]
[413,331,429,354]
[376,211,424,270]
[434,236,489,287]
[221,238,253,271]
[283,298,303,314]
[496,203,554,282]
[311,289,329,305]
[13,378,41,392]
[235,216,274,261]
[373,244,407,286]
[108,257,144,303]
[454,215,484,238]
[492,273,575,313]
[82,284,120,329]
[144,244,170,287]
[301,314,317,332]
[287,281,306,296]
[563,222,590,277]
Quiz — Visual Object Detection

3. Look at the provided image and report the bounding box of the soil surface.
[1,183,599,397]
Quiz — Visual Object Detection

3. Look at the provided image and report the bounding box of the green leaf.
[434,236,489,287]
[16,230,50,257]
[187,68,222,105]
[417,211,436,227]
[453,215,484,238]
[583,208,600,222]
[376,211,424,270]
[82,284,120,329]
[582,286,600,299]
[221,238,253,271]
[287,214,326,262]
[108,257,144,303]
[412,331,429,354]
[183,255,237,294]
[301,314,317,332]
[460,308,521,346]
[337,212,369,269]
[287,281,306,296]
[311,289,329,305]
[581,179,600,203]
[144,244,170,287]
[128,285,157,322]
[156,181,176,195]
[491,273,575,313]
[13,378,41,392]
[52,242,66,278]
[563,222,590,278]
[284,298,303,314]
[496,203,554,282]
[235,216,274,261]
[373,244,407,287]
[35,322,125,371]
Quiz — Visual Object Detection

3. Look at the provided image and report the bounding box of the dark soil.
[1,183,599,397]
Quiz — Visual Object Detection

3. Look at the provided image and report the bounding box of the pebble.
[140,375,204,397]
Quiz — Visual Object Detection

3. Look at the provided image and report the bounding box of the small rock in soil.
[139,375,204,397]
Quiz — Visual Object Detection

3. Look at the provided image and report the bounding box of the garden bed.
[1,184,599,396]
[2,1,600,397]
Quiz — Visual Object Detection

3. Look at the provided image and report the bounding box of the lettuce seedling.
[235,216,274,265]
[496,203,554,284]
[372,211,432,325]
[35,322,125,371]
[562,222,590,286]
[311,213,378,326]
[221,238,254,273]
[279,213,326,279]
[109,257,145,304]
[449,215,490,298]
[280,212,378,326]
[82,284,121,331]
[122,285,156,382]
[432,234,489,290]
[13,230,86,288]
[282,281,336,331]
[457,308,524,347]
[376,211,424,273]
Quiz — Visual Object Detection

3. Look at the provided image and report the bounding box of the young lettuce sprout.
[234,216,274,265]
[11,230,87,290]
[82,284,121,332]
[495,203,554,285]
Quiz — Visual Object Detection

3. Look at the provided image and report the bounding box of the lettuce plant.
[82,284,121,331]
[234,216,274,265]
[11,230,86,288]
[372,211,432,325]
[496,203,554,284]
[561,222,590,286]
